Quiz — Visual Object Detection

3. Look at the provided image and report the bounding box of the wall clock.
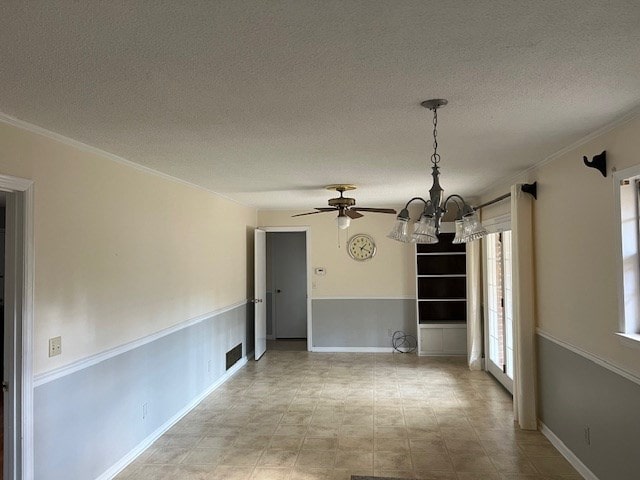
[347,234,377,261]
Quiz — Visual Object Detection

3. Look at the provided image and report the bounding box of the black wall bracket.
[583,151,607,177]
[521,182,537,200]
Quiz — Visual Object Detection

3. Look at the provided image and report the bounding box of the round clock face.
[348,234,377,261]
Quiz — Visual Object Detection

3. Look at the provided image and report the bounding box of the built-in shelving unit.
[416,230,468,355]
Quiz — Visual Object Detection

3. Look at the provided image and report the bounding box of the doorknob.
[276,289,282,293]
[2,381,8,392]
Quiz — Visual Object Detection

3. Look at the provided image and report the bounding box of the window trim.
[613,164,640,346]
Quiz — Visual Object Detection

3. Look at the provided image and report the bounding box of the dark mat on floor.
[351,476,415,480]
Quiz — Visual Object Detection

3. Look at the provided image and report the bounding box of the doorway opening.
[0,174,34,480]
[484,230,514,393]
[266,232,308,351]
[254,227,311,359]
[0,192,5,478]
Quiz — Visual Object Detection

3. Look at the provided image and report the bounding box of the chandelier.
[387,99,487,244]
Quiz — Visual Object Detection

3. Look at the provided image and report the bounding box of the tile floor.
[116,351,582,480]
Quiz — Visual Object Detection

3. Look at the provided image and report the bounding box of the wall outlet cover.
[49,336,62,357]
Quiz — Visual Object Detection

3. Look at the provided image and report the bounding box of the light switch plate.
[49,336,62,357]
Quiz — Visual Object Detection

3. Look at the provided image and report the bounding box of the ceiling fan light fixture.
[292,185,396,227]
[389,99,487,244]
[336,213,351,230]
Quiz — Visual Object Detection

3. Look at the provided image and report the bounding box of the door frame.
[259,226,312,350]
[0,174,34,480]
[482,228,514,394]
[254,229,267,360]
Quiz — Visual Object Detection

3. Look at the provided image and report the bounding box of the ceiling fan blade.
[291,210,332,217]
[314,208,337,211]
[345,209,364,219]
[351,207,397,214]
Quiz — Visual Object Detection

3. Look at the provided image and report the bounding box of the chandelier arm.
[444,193,477,215]
[402,197,429,210]
[444,194,468,205]
[444,194,465,210]
[444,194,473,220]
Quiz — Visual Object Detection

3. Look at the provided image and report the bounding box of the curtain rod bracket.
[473,182,538,211]
[583,151,607,177]
[521,182,537,200]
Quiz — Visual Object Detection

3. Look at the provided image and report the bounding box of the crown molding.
[0,112,254,209]
[477,104,640,198]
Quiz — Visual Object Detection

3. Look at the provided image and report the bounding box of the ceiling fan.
[292,185,397,229]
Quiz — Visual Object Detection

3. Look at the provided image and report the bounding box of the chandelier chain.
[431,107,440,165]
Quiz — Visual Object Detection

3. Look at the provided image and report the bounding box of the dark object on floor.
[351,476,415,480]
[392,330,417,353]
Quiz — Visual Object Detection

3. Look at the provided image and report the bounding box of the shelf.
[418,276,466,299]
[417,252,466,256]
[417,274,466,277]
[418,300,466,323]
[415,230,468,355]
[419,322,466,328]
[416,233,465,253]
[418,298,466,302]
[416,255,466,275]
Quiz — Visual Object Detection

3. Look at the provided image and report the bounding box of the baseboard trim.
[34,301,248,387]
[539,422,599,480]
[536,329,640,387]
[312,296,414,300]
[96,356,248,480]
[311,347,394,353]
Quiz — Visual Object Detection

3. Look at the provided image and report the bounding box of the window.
[484,230,514,392]
[614,165,640,346]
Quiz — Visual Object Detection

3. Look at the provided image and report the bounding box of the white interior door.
[484,231,514,393]
[254,229,267,360]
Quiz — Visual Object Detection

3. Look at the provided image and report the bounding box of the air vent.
[226,343,242,370]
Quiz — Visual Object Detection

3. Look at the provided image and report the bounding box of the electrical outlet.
[142,403,148,420]
[584,426,591,446]
[48,336,62,357]
[387,329,393,337]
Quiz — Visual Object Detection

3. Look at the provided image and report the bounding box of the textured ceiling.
[1,1,640,209]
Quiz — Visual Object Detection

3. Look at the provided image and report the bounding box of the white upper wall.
[480,114,640,378]
[257,210,415,299]
[0,121,257,375]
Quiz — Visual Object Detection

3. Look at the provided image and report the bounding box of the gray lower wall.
[538,334,640,480]
[312,299,416,348]
[35,304,249,480]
